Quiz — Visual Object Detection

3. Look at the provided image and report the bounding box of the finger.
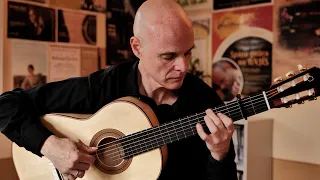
[68,169,79,178]
[78,152,96,164]
[204,115,219,134]
[64,173,76,180]
[206,109,225,131]
[196,123,208,141]
[217,113,234,132]
[75,162,90,171]
[77,170,85,178]
[77,140,98,154]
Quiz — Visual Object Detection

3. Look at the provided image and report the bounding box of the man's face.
[212,67,234,90]
[140,25,194,90]
[29,9,36,24]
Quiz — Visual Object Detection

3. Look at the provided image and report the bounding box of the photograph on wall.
[106,0,145,65]
[81,47,99,77]
[189,14,212,86]
[12,40,48,90]
[48,45,81,82]
[177,0,212,11]
[273,0,320,79]
[7,1,55,42]
[81,0,107,12]
[211,5,273,102]
[58,10,97,45]
[213,0,271,10]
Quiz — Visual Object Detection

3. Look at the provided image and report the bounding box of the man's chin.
[165,79,184,90]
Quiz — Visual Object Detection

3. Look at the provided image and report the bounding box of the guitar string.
[95,95,271,160]
[94,92,270,156]
[105,99,270,162]
[98,101,269,160]
[94,88,277,153]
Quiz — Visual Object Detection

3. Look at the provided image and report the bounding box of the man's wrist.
[40,135,57,156]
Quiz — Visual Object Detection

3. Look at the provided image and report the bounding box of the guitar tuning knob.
[298,64,307,72]
[274,77,283,83]
[286,71,295,78]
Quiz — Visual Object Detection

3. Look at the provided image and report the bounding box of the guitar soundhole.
[90,129,132,174]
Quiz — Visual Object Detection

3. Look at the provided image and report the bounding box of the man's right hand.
[40,135,97,180]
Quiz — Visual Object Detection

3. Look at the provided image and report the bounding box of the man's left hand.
[196,109,234,161]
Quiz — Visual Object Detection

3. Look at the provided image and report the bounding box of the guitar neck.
[121,92,271,158]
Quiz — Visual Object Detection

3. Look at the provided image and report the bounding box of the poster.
[273,0,320,79]
[81,0,107,12]
[81,47,99,76]
[177,0,212,11]
[213,0,271,10]
[189,14,212,86]
[48,45,81,82]
[106,0,145,65]
[58,10,97,45]
[7,1,55,42]
[12,40,48,90]
[211,5,273,102]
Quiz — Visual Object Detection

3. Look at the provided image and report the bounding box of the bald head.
[133,0,193,45]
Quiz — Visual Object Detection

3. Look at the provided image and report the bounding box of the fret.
[236,99,245,120]
[170,122,180,141]
[188,115,195,136]
[249,96,256,114]
[163,123,172,144]
[157,126,165,146]
[178,118,187,138]
[225,104,232,118]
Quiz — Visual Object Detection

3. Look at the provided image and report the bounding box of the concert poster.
[189,14,212,86]
[7,1,55,42]
[81,0,107,12]
[11,40,48,90]
[213,0,271,10]
[106,0,145,65]
[58,9,97,45]
[81,47,99,77]
[176,0,212,11]
[48,45,81,82]
[211,5,273,102]
[273,0,320,79]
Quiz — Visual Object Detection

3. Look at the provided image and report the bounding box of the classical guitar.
[12,65,319,180]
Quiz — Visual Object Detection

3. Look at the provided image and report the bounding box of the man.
[0,0,237,179]
[212,59,242,101]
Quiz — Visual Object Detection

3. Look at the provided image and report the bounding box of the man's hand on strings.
[196,109,234,161]
[40,135,97,180]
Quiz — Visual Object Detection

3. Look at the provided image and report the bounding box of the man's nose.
[174,56,189,73]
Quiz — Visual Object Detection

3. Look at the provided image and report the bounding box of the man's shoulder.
[89,60,137,79]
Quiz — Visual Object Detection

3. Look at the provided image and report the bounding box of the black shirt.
[0,60,237,180]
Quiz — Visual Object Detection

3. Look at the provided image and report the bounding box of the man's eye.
[162,55,174,61]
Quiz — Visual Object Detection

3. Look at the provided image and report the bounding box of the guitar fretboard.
[119,93,270,158]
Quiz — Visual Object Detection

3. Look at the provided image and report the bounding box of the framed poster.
[58,9,97,45]
[12,40,48,90]
[81,0,107,12]
[7,1,55,42]
[211,5,273,102]
[273,0,320,79]
[177,0,212,11]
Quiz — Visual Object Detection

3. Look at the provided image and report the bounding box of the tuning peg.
[274,77,283,83]
[286,71,295,78]
[298,64,307,72]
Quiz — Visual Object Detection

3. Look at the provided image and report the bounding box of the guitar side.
[12,97,168,180]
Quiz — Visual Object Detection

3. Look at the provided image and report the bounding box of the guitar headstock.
[267,65,319,108]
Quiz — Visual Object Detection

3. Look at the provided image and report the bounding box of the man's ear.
[130,36,142,59]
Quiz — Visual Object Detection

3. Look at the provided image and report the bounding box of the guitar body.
[12,97,167,180]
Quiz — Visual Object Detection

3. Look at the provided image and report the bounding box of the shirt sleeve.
[0,75,99,157]
[206,140,238,180]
